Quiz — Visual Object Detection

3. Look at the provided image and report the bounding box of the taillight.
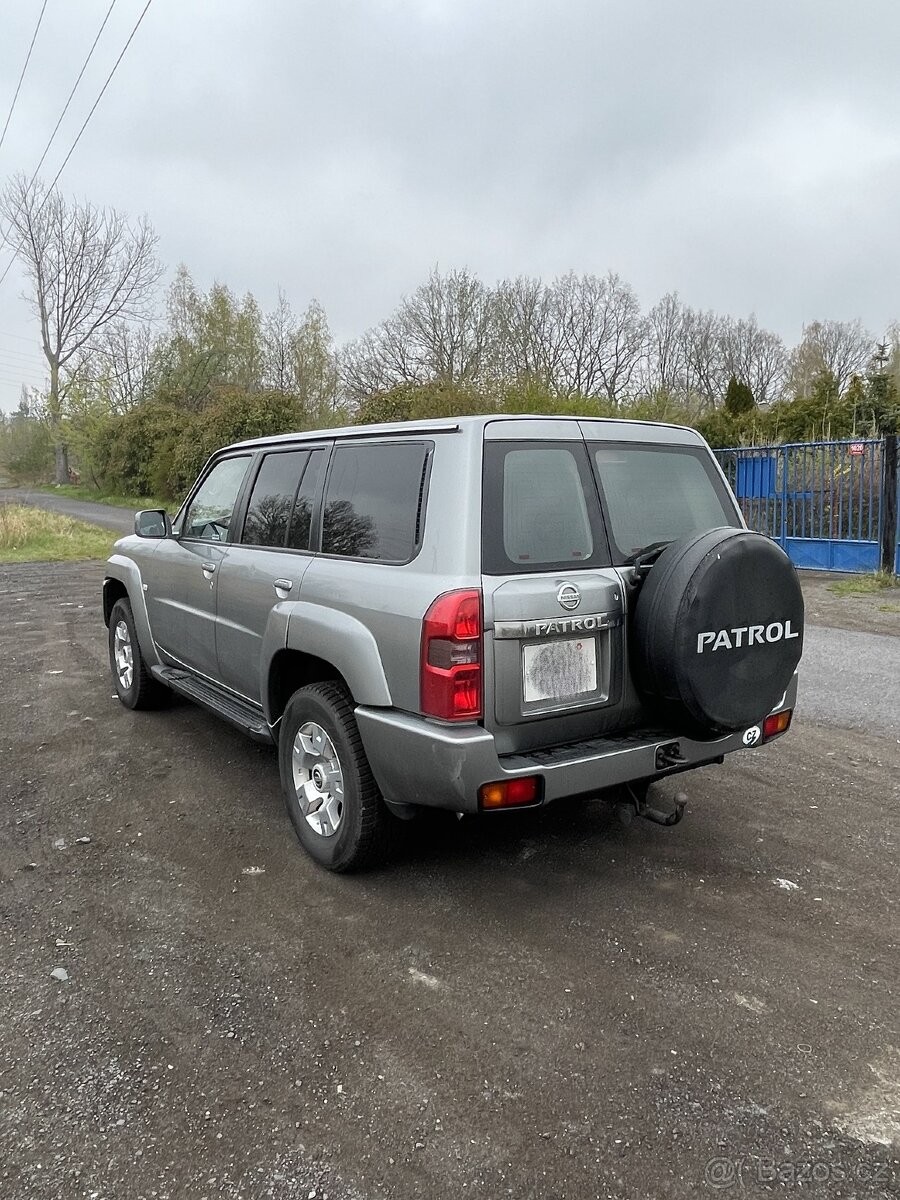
[421,589,483,720]
[763,708,793,740]
[479,776,540,809]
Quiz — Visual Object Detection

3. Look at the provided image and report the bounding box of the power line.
[0,327,39,342]
[45,0,155,197]
[0,372,44,388]
[26,0,120,190]
[0,348,46,367]
[0,0,50,156]
[0,0,117,269]
[0,0,155,290]
[0,359,42,373]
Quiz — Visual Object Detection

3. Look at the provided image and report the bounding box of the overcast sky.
[1,0,899,410]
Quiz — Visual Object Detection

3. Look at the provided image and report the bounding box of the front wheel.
[279,681,394,872]
[108,598,167,710]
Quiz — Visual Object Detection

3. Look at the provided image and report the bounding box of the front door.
[146,455,252,679]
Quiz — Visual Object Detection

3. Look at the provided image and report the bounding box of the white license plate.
[522,637,597,703]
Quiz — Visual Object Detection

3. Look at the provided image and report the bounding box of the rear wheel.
[108,598,167,710]
[279,681,393,872]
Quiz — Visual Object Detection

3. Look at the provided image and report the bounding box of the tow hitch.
[615,782,687,828]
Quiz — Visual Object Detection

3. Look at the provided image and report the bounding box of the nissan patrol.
[103,416,803,871]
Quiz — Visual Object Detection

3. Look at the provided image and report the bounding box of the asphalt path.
[799,625,900,739]
[1,486,136,534]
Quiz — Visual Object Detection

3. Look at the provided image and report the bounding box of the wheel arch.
[267,649,348,726]
[102,577,129,627]
[103,556,160,669]
[263,603,393,726]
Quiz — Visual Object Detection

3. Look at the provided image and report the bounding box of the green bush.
[100,401,193,500]
[168,388,309,498]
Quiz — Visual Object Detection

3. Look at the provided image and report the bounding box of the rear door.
[214,444,328,701]
[480,420,628,755]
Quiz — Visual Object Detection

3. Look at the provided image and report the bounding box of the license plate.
[522,637,597,703]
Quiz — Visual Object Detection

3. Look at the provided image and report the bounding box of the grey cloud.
[2,0,900,409]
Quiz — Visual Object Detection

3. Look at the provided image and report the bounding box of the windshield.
[590,443,740,562]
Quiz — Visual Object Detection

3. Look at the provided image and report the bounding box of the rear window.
[321,442,430,562]
[482,441,610,574]
[590,443,739,561]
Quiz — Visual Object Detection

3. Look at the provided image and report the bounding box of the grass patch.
[828,572,898,597]
[878,603,900,614]
[0,504,117,563]
[36,483,169,511]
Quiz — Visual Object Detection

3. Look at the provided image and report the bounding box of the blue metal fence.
[715,439,899,574]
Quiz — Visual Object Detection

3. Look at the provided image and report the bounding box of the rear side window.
[287,450,323,550]
[321,442,430,562]
[591,443,740,561]
[242,450,310,547]
[482,441,610,574]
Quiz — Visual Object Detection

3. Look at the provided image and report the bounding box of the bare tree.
[680,306,727,410]
[341,319,422,400]
[73,320,158,413]
[492,275,565,388]
[263,288,297,393]
[552,271,644,403]
[719,314,787,406]
[341,268,493,402]
[402,267,493,384]
[787,319,874,398]
[640,292,688,399]
[0,174,162,480]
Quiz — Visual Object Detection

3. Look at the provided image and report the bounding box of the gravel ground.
[0,560,897,1200]
[800,573,900,639]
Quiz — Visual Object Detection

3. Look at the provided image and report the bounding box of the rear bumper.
[356,674,798,814]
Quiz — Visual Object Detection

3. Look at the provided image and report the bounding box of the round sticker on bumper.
[742,725,762,746]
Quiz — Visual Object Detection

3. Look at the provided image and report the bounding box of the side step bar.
[152,666,273,744]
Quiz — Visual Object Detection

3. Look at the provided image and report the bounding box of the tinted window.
[242,451,309,547]
[287,450,324,550]
[482,441,610,574]
[591,443,739,561]
[183,456,250,541]
[321,443,428,562]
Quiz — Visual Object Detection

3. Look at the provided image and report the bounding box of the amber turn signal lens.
[479,776,540,809]
[763,709,793,740]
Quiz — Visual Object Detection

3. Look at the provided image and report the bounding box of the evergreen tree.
[723,375,755,415]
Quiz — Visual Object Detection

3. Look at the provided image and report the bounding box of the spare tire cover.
[632,527,804,732]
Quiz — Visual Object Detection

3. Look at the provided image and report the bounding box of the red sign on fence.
[849,442,866,456]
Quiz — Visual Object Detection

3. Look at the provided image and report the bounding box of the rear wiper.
[624,540,672,573]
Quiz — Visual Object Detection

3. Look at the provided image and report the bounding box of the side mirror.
[134,509,171,539]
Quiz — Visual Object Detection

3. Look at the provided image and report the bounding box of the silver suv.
[103,416,804,871]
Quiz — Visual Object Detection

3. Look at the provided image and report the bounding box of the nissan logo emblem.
[557,583,581,611]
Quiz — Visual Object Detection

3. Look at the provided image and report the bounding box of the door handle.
[201,562,217,574]
[274,578,293,592]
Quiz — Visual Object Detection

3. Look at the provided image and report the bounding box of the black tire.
[632,527,804,734]
[279,681,393,872]
[108,598,168,711]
